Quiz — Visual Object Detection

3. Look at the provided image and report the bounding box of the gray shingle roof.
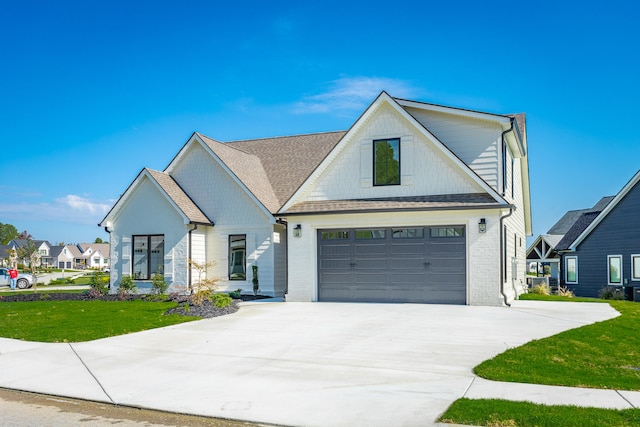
[281,193,505,215]
[198,131,346,212]
[147,169,213,225]
[547,196,614,235]
[555,212,600,251]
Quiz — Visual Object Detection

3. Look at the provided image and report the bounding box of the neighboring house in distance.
[50,245,76,269]
[9,239,53,267]
[100,92,531,306]
[77,243,110,269]
[550,170,640,298]
[526,196,614,289]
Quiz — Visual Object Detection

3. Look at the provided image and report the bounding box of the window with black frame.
[373,138,400,186]
[132,235,164,280]
[229,235,246,280]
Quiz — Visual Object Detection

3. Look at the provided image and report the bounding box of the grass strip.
[0,300,197,342]
[475,296,640,391]
[439,398,640,427]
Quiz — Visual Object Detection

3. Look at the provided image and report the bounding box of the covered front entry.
[317,226,466,304]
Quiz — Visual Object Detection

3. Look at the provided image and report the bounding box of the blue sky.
[1,1,638,245]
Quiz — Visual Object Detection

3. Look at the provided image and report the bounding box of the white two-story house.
[100,92,531,305]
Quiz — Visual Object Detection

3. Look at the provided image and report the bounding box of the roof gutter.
[501,119,515,197]
[188,223,198,291]
[500,206,515,307]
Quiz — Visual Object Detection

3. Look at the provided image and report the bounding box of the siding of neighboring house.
[563,180,640,297]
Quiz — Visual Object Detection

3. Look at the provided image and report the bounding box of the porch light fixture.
[479,218,487,233]
[293,224,302,238]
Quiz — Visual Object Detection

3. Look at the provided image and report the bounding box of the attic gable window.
[373,138,400,186]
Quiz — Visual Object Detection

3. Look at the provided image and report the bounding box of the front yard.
[0,298,196,342]
[439,295,640,426]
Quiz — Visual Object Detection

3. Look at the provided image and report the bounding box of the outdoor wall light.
[293,224,302,238]
[479,218,487,233]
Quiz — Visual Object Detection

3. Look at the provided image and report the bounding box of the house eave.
[277,203,510,217]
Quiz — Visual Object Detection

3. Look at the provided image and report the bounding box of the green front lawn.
[440,295,640,426]
[475,296,640,390]
[0,300,196,342]
[441,398,640,427]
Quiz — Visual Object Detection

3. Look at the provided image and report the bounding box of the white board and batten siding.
[404,107,501,192]
[300,104,484,203]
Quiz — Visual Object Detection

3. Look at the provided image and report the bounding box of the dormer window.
[373,138,400,186]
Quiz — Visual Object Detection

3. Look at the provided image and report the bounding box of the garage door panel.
[319,272,352,285]
[355,243,387,255]
[390,256,426,270]
[355,258,388,270]
[355,272,388,283]
[319,258,351,269]
[390,242,425,254]
[391,272,426,284]
[320,244,351,256]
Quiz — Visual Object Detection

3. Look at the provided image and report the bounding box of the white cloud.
[57,195,111,216]
[293,77,423,115]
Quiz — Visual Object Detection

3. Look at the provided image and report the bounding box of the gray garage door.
[318,226,466,304]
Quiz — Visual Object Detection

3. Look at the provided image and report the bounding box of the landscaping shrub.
[531,283,551,295]
[211,293,233,308]
[556,286,575,298]
[118,275,138,298]
[89,271,109,296]
[599,286,625,300]
[229,288,242,299]
[151,273,169,295]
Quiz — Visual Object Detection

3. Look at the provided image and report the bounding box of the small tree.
[188,259,219,305]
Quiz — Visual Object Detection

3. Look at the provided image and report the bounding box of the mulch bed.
[0,292,272,319]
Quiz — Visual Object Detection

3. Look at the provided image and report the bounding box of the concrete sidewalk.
[0,300,634,426]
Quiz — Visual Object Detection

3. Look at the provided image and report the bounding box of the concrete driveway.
[0,300,618,426]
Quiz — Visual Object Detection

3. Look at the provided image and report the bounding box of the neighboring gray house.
[526,196,614,288]
[552,170,640,298]
[101,92,532,306]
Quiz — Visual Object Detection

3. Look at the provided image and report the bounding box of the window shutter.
[164,240,173,282]
[360,139,372,187]
[121,237,131,275]
[401,136,413,186]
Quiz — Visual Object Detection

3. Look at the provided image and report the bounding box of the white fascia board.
[398,98,526,158]
[570,169,640,250]
[282,92,506,212]
[395,98,512,124]
[189,134,276,224]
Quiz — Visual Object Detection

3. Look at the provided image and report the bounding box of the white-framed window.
[565,256,578,284]
[632,254,640,281]
[607,255,622,285]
